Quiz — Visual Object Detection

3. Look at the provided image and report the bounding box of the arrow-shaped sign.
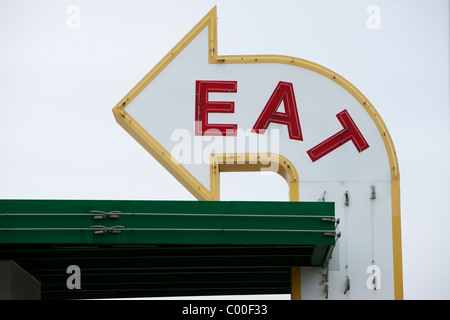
[112,6,403,300]
[112,6,397,201]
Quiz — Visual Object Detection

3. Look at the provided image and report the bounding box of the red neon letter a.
[252,81,303,141]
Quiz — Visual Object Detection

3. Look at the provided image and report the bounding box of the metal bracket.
[89,210,121,220]
[319,271,328,285]
[319,266,330,299]
[321,217,340,225]
[324,231,341,238]
[90,225,125,235]
[370,186,376,200]
[318,191,326,202]
[344,275,350,294]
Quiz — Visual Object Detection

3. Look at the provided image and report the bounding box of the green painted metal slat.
[0,200,338,299]
[0,200,336,245]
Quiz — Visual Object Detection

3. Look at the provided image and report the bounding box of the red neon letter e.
[252,81,303,141]
[307,109,369,162]
[195,80,237,136]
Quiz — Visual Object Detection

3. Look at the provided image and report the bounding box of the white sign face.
[113,7,402,300]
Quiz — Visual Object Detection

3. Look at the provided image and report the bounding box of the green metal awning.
[0,200,338,299]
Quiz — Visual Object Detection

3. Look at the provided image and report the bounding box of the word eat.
[195,80,369,162]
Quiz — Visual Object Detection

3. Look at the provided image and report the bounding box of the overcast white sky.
[0,0,449,299]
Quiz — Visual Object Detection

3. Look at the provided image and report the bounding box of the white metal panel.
[299,181,394,299]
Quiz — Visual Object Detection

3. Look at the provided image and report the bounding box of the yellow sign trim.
[112,6,402,299]
[210,153,299,201]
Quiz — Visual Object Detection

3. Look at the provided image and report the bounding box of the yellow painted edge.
[210,153,299,201]
[112,110,213,201]
[291,267,302,300]
[210,154,220,201]
[112,5,402,298]
[391,179,403,300]
[112,7,218,201]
